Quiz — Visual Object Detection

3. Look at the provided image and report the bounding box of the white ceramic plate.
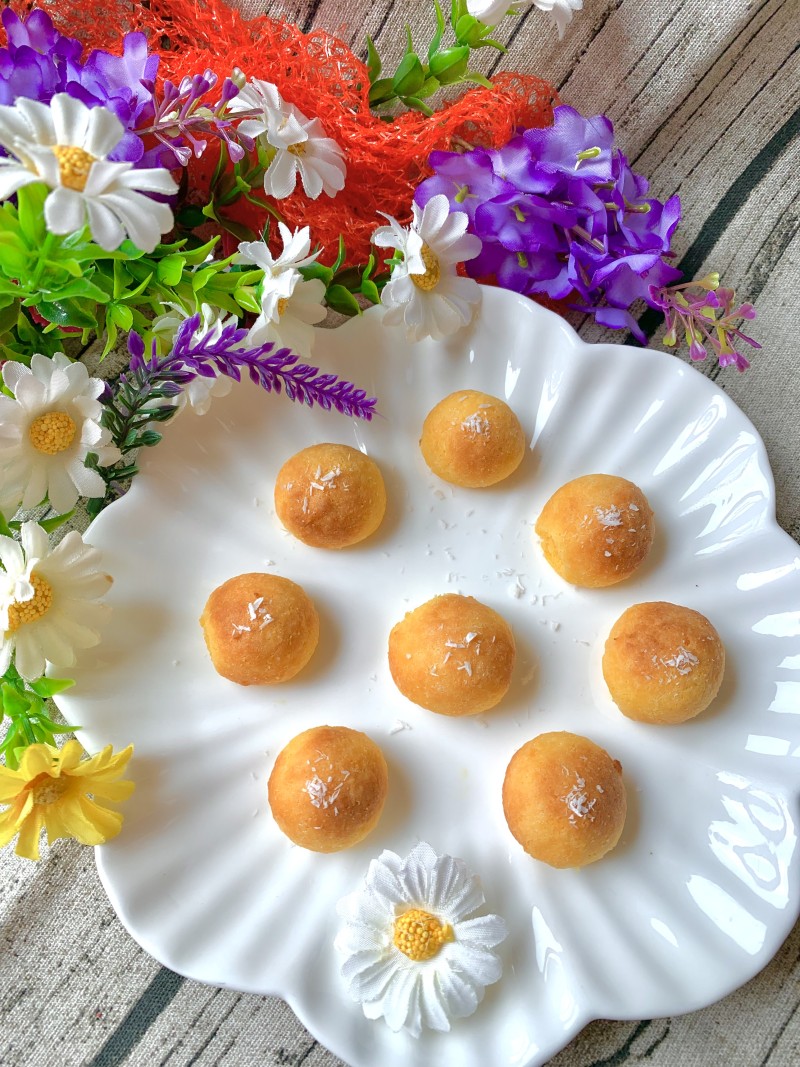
[58,287,800,1067]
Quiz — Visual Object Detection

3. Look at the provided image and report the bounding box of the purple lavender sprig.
[164,315,378,417]
[138,70,254,167]
[88,320,377,513]
[650,275,760,371]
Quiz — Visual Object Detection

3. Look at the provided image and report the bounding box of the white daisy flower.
[229,77,345,200]
[237,225,327,355]
[532,0,583,37]
[0,94,177,252]
[373,194,483,343]
[150,303,237,415]
[236,223,320,277]
[335,842,507,1037]
[0,521,112,681]
[467,0,581,36]
[0,353,121,516]
[247,269,327,355]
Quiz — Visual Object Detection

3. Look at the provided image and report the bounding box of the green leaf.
[37,510,75,533]
[331,235,347,274]
[401,96,434,116]
[234,288,262,314]
[392,52,426,97]
[36,299,98,330]
[15,183,48,245]
[1,682,31,719]
[155,255,186,286]
[108,303,134,330]
[27,677,76,698]
[300,263,334,285]
[368,77,396,106]
[361,279,381,304]
[428,0,447,61]
[0,300,20,334]
[365,34,382,82]
[429,44,469,84]
[41,276,110,303]
[176,205,208,229]
[137,429,163,448]
[325,284,361,317]
[462,70,494,88]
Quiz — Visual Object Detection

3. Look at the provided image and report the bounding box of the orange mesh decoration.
[11,0,558,266]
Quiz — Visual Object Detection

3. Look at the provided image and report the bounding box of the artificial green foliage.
[299,241,388,316]
[0,666,77,770]
[0,184,267,360]
[367,0,501,114]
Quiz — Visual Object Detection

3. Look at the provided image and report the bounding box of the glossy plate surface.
[58,287,800,1067]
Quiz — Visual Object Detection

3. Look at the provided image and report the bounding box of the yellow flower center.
[29,410,77,455]
[393,908,454,962]
[7,573,54,633]
[277,297,290,317]
[410,244,441,292]
[51,144,97,192]
[31,775,69,806]
[288,141,307,157]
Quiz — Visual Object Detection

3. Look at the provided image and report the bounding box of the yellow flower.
[0,740,134,860]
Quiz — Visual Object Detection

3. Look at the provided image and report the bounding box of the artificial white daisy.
[373,194,483,343]
[237,225,327,354]
[150,303,236,414]
[0,521,112,681]
[335,842,507,1037]
[467,0,581,37]
[247,269,327,355]
[0,353,121,516]
[236,223,320,277]
[229,77,346,200]
[532,0,583,37]
[0,94,177,252]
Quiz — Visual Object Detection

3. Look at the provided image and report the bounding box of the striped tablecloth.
[2,1,799,1065]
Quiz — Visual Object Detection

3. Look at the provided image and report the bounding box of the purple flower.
[0,9,160,166]
[416,147,514,221]
[523,106,616,180]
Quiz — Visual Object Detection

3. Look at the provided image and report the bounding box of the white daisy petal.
[45,462,80,514]
[43,186,87,236]
[13,630,46,682]
[453,913,508,948]
[12,369,48,409]
[418,193,452,241]
[20,520,50,562]
[82,104,126,159]
[263,151,299,199]
[21,463,48,510]
[0,534,24,576]
[0,165,38,200]
[437,965,482,1020]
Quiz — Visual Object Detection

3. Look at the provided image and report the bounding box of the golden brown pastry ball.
[388,593,515,716]
[200,573,318,686]
[502,731,627,868]
[420,390,526,488]
[268,726,388,852]
[603,601,725,724]
[274,443,386,549]
[535,473,655,587]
